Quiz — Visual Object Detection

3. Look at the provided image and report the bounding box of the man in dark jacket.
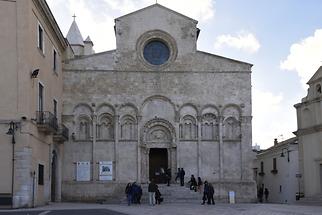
[207,183,215,205]
[202,181,208,205]
[148,179,157,206]
[180,168,185,186]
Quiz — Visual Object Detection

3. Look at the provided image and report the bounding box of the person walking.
[125,183,132,206]
[197,177,203,193]
[175,168,180,182]
[180,168,185,186]
[166,168,171,186]
[148,179,157,206]
[202,181,209,205]
[258,187,264,203]
[264,188,269,202]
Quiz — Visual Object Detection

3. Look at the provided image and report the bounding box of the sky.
[46,0,322,149]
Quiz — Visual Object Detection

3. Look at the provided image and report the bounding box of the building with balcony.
[255,138,300,204]
[0,0,68,208]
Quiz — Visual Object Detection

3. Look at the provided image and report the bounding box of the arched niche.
[179,115,197,140]
[120,115,137,140]
[141,95,176,122]
[97,113,114,140]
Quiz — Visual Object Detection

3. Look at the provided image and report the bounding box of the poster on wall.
[99,161,113,181]
[76,161,91,181]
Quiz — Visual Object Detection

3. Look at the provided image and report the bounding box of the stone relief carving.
[201,113,218,140]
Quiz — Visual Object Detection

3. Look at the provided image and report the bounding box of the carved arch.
[96,103,115,115]
[141,118,176,143]
[200,104,220,117]
[73,103,94,114]
[179,103,199,115]
[119,103,139,116]
[201,113,218,140]
[221,104,242,120]
[76,114,92,140]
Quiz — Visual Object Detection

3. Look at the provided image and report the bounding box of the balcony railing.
[36,111,58,133]
[53,124,69,142]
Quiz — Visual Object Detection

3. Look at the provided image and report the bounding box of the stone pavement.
[1,202,322,215]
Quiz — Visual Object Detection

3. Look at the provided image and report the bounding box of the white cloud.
[280,29,322,88]
[252,89,296,149]
[214,31,260,54]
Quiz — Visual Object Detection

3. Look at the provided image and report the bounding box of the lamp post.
[280,148,290,162]
[6,121,17,208]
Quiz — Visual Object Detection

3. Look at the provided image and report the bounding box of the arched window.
[179,115,197,140]
[120,115,137,140]
[201,113,218,140]
[223,117,240,140]
[97,114,114,140]
[78,116,91,140]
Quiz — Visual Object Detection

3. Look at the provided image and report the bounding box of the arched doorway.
[141,118,177,183]
[149,148,168,183]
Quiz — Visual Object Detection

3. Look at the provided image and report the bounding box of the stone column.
[197,115,202,177]
[174,112,180,169]
[92,113,97,181]
[136,115,142,182]
[218,116,224,180]
[114,115,119,181]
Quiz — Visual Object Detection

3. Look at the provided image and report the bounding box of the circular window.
[143,40,170,65]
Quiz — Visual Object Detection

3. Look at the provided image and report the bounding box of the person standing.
[207,183,215,205]
[188,174,197,191]
[264,188,269,202]
[202,181,209,205]
[148,179,157,206]
[125,183,132,206]
[197,177,203,193]
[180,168,185,186]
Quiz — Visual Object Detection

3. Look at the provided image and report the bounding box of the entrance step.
[121,183,204,204]
[295,194,322,206]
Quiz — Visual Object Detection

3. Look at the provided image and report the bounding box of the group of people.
[125,168,217,206]
[257,187,269,203]
[175,168,186,186]
[125,182,143,206]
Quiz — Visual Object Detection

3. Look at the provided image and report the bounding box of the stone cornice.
[63,69,251,74]
[294,124,322,137]
[294,96,322,108]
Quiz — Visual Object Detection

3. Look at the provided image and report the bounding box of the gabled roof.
[307,66,322,84]
[115,3,198,24]
[66,20,84,46]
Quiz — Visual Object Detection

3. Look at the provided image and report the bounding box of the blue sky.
[47,0,322,149]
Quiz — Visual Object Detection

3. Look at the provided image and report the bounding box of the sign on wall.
[76,161,91,181]
[99,161,113,181]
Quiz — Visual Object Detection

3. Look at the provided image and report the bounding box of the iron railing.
[36,111,58,131]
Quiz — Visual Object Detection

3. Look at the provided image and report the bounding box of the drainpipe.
[11,139,15,209]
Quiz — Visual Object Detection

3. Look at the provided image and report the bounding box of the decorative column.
[92,112,97,181]
[136,115,142,183]
[114,115,119,181]
[218,116,224,180]
[197,115,202,177]
[174,111,180,169]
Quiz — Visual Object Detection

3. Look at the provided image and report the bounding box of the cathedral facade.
[62,4,256,202]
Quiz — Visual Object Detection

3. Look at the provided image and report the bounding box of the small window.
[273,158,277,170]
[37,23,45,53]
[53,49,57,71]
[316,84,321,94]
[38,164,44,185]
[53,99,57,118]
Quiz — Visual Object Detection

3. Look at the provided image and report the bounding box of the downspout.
[11,140,15,209]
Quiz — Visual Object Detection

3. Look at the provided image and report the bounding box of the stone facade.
[0,0,68,208]
[294,66,322,198]
[62,4,256,202]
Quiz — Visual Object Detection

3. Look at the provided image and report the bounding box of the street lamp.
[6,121,17,144]
[280,148,290,162]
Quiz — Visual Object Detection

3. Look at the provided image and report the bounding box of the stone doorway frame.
[141,118,177,183]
